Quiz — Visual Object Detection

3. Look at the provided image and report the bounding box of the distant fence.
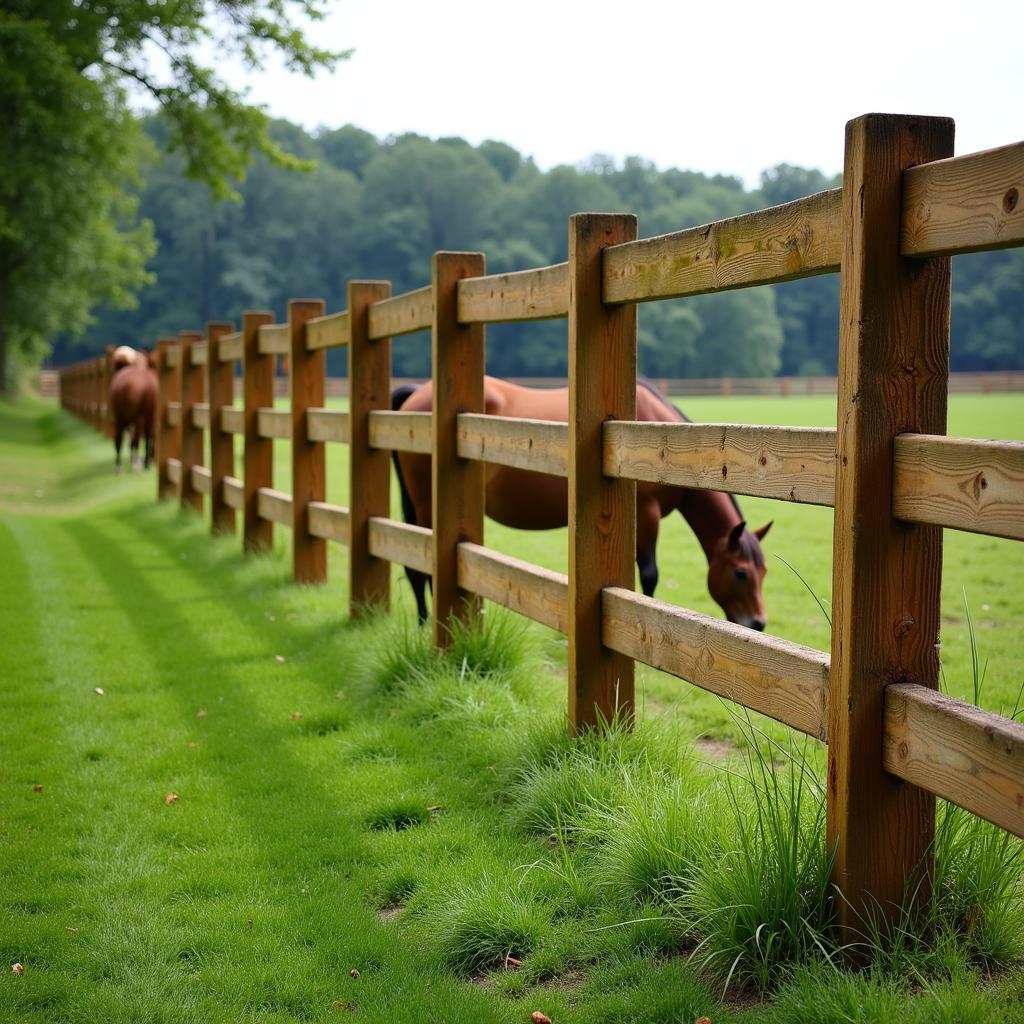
[59,115,1024,941]
[45,368,1024,403]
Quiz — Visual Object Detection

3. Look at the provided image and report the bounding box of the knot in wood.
[1004,187,1019,214]
[894,616,915,638]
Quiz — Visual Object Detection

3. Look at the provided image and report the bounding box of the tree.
[0,1,345,392]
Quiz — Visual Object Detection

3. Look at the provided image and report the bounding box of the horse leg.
[113,419,125,473]
[144,430,154,470]
[637,496,661,597]
[129,422,142,472]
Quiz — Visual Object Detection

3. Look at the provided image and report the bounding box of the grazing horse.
[109,349,157,472]
[392,377,772,629]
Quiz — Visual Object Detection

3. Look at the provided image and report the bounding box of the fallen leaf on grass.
[504,954,521,969]
[695,1018,712,1024]
[11,963,24,975]
[247,918,253,930]
[531,1013,551,1024]
[196,709,208,718]
[94,688,104,696]
[32,784,43,793]
[291,711,303,721]
[164,793,179,805]
[275,655,286,664]
[350,968,360,979]
[65,927,78,933]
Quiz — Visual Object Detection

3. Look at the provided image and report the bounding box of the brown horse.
[392,377,772,629]
[110,349,158,472]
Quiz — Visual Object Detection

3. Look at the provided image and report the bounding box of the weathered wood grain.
[178,330,204,514]
[257,323,289,355]
[457,542,569,634]
[243,311,275,553]
[368,285,431,339]
[223,476,244,510]
[368,410,431,453]
[257,487,292,526]
[456,262,569,323]
[604,421,836,506]
[220,408,244,434]
[308,501,350,544]
[306,310,350,351]
[206,321,236,535]
[191,403,210,430]
[257,408,291,440]
[884,683,1024,839]
[568,213,638,732]
[191,464,211,495]
[902,141,1024,257]
[457,414,569,476]
[432,252,486,646]
[828,114,954,937]
[155,339,179,500]
[306,408,350,443]
[289,298,327,584]
[348,280,393,616]
[603,587,830,740]
[367,516,432,574]
[892,434,1024,540]
[603,188,842,304]
[218,331,243,362]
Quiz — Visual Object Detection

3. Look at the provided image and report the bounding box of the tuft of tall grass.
[360,604,535,695]
[504,713,675,841]
[590,770,711,909]
[684,713,836,992]
[421,868,554,974]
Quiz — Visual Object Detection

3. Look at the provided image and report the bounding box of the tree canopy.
[59,120,1024,381]
[0,1,344,390]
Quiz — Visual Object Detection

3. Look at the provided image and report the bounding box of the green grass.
[1,392,1023,1022]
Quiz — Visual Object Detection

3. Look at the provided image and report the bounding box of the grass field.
[1,392,1022,1022]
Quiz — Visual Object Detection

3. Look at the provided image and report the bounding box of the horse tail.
[390,384,420,527]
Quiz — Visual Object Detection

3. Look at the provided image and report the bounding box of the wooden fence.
[59,114,1024,939]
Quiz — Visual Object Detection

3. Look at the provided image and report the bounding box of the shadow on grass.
[57,515,401,989]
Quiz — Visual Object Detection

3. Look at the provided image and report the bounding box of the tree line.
[58,119,1023,380]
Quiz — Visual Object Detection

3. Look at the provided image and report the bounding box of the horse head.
[707,520,772,630]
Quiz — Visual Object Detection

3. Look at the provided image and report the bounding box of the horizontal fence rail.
[59,116,1024,945]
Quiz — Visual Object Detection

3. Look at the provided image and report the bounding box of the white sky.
[222,0,1023,190]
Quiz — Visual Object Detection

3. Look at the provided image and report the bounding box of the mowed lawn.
[1,392,1022,1023]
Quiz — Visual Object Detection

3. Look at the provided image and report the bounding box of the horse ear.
[728,520,746,550]
[754,521,773,541]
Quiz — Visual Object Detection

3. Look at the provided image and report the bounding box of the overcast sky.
[224,0,1022,190]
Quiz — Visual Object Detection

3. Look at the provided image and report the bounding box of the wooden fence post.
[206,320,236,535]
[179,329,204,513]
[348,280,392,617]
[431,252,486,648]
[155,337,179,501]
[567,213,638,734]
[828,113,954,938]
[104,346,115,437]
[289,298,327,583]
[243,311,275,552]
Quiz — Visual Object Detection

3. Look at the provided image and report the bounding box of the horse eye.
[734,568,748,581]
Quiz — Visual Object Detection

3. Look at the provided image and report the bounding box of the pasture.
[2,392,1022,1022]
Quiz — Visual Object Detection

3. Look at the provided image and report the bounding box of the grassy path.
[2,396,1022,1023]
